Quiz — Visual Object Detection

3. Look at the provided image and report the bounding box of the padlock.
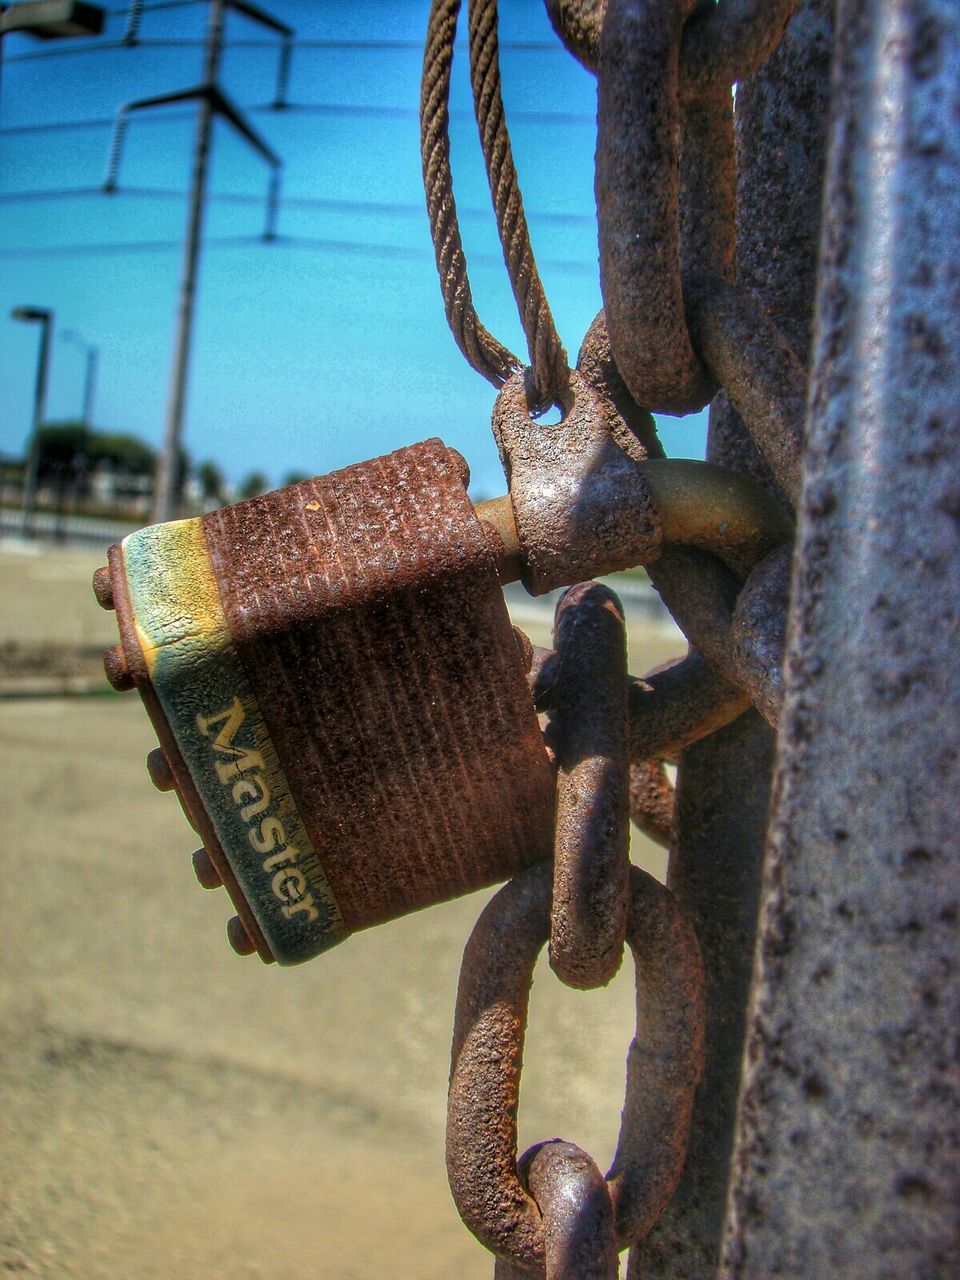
[95,439,555,965]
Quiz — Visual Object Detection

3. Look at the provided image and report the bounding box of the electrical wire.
[0,231,595,273]
[0,182,595,226]
[0,101,592,137]
[3,36,563,63]
[106,0,206,13]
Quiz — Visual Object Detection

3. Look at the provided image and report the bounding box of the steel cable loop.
[446,861,706,1272]
[421,0,523,388]
[467,0,570,409]
[547,582,631,989]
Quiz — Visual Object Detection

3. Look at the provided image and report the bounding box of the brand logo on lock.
[196,698,320,923]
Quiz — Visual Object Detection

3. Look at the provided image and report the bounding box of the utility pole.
[103,0,291,524]
[11,305,53,539]
[156,0,225,525]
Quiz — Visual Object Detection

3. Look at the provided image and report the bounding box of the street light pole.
[62,328,99,424]
[11,305,53,539]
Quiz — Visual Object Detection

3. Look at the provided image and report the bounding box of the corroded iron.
[632,2,834,1272]
[627,758,675,850]
[730,543,791,727]
[493,1142,618,1280]
[722,1,960,1273]
[545,0,799,85]
[491,368,792,598]
[96,439,556,964]
[446,861,705,1272]
[597,0,716,415]
[492,368,663,595]
[547,581,630,989]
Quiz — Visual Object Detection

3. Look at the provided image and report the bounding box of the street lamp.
[0,2,104,39]
[11,305,53,538]
[0,2,105,99]
[61,328,98,425]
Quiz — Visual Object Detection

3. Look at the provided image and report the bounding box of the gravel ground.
[1,544,682,1279]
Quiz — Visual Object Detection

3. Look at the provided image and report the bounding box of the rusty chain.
[419,1,812,1274]
[447,860,705,1276]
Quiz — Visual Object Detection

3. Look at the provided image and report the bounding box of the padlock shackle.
[475,457,792,592]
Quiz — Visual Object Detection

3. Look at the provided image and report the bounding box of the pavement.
[1,544,683,1279]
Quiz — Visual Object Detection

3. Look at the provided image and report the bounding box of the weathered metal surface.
[493,365,792,597]
[632,3,833,1272]
[577,311,663,457]
[447,861,705,1271]
[652,544,790,731]
[679,0,800,95]
[631,713,776,1279]
[105,532,276,962]
[643,459,792,579]
[545,0,799,85]
[199,440,555,944]
[531,646,749,765]
[685,279,805,506]
[493,1142,619,1280]
[627,757,674,849]
[650,548,743,695]
[708,0,833,492]
[731,543,791,727]
[722,2,960,1274]
[628,653,749,762]
[98,439,556,964]
[492,369,662,595]
[597,0,716,415]
[547,582,630,989]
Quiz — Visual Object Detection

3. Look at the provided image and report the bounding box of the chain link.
[446,860,705,1275]
[422,0,811,1273]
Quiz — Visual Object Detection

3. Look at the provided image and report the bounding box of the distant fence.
[0,509,141,551]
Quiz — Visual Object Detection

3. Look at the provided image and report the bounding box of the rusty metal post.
[632,3,834,1275]
[721,2,960,1274]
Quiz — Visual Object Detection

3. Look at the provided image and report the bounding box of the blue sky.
[1,0,706,496]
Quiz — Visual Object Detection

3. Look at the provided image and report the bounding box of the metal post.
[12,305,53,539]
[630,4,834,1275]
[62,328,98,423]
[82,345,97,423]
[722,2,960,1275]
[152,0,226,524]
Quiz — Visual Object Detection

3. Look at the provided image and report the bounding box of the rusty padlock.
[95,439,555,965]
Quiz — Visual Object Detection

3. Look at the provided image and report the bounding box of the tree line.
[7,421,306,510]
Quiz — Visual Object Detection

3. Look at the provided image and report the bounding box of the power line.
[0,231,596,273]
[0,101,593,136]
[0,182,596,226]
[4,36,564,63]
[105,0,207,13]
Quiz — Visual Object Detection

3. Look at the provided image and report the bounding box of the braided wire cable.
[420,0,522,389]
[468,0,570,408]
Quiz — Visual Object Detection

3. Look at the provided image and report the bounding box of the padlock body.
[107,439,555,964]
